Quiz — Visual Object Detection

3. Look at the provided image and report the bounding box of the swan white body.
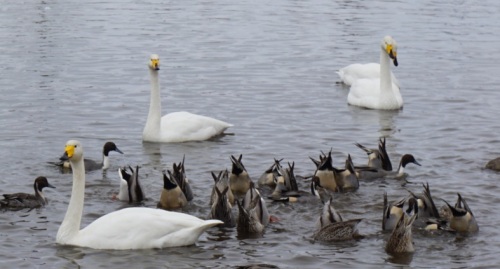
[337,63,399,87]
[56,140,222,250]
[346,36,403,110]
[142,54,232,143]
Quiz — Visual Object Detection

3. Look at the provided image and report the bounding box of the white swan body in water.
[337,63,399,87]
[142,54,233,143]
[346,36,403,110]
[56,140,223,250]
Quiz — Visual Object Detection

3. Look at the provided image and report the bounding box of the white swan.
[142,54,233,143]
[56,140,223,250]
[337,64,399,87]
[346,36,403,110]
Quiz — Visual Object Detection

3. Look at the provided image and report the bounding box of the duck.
[382,192,406,232]
[315,196,343,231]
[208,186,236,228]
[229,154,253,196]
[354,137,392,171]
[170,156,193,201]
[236,193,267,235]
[157,170,188,210]
[442,193,479,233]
[313,219,363,242]
[346,36,403,110]
[0,176,55,209]
[357,154,420,180]
[117,166,145,203]
[257,158,283,188]
[55,141,123,172]
[385,213,417,254]
[282,162,299,194]
[485,157,500,171]
[243,182,270,227]
[310,150,338,192]
[56,140,222,249]
[334,154,359,192]
[310,176,333,204]
[142,54,232,143]
[210,170,235,206]
[408,182,440,221]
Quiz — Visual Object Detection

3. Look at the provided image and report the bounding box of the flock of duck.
[0,36,488,255]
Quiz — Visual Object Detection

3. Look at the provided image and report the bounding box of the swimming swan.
[347,36,403,110]
[56,140,223,250]
[142,54,233,143]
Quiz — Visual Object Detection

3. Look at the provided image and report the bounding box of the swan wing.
[347,79,402,110]
[74,207,222,249]
[337,63,399,87]
[160,111,232,142]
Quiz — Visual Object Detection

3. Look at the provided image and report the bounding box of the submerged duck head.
[381,36,398,66]
[149,54,160,71]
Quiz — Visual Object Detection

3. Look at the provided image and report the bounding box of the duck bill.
[115,148,124,154]
[47,183,56,189]
[413,160,421,166]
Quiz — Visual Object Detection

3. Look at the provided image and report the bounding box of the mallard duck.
[1,176,55,209]
[142,54,232,143]
[56,140,222,249]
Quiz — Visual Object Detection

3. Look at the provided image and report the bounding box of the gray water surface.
[1,0,500,268]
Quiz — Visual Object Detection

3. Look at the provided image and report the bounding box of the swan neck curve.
[379,49,393,92]
[57,156,85,243]
[143,69,161,141]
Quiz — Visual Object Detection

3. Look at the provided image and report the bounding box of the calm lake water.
[1,0,500,268]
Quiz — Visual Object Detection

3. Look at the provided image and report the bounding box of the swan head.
[381,36,398,66]
[149,54,160,71]
[64,140,84,162]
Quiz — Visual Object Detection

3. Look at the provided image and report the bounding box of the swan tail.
[158,219,223,248]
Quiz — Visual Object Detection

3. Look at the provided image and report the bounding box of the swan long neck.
[57,156,86,243]
[143,69,161,140]
[379,49,393,93]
